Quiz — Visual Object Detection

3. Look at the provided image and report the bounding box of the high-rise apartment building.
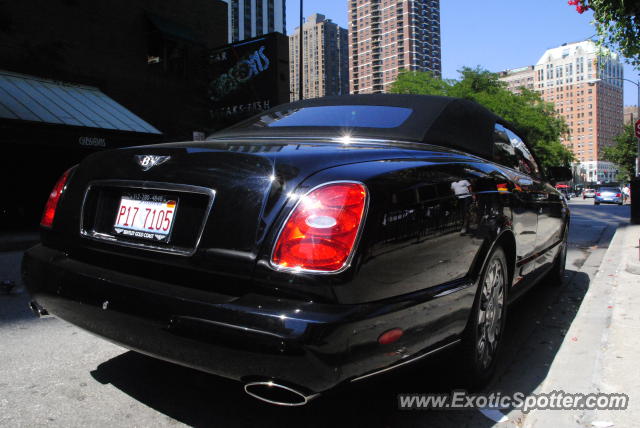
[289,14,349,101]
[227,0,285,43]
[500,40,624,184]
[348,0,441,94]
[498,66,535,94]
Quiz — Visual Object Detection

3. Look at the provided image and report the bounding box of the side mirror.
[547,166,573,184]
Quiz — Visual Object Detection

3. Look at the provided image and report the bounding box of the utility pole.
[298,0,304,101]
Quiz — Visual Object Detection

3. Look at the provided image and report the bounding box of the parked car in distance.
[595,187,623,205]
[22,94,572,406]
[583,188,596,199]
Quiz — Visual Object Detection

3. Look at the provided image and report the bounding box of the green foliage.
[389,67,574,169]
[602,124,637,180]
[585,0,640,69]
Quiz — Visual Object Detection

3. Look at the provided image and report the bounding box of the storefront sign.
[79,136,107,147]
[207,33,289,130]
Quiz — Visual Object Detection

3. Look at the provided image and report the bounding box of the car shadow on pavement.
[90,269,590,427]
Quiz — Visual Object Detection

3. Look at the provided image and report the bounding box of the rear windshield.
[600,187,620,192]
[246,105,414,129]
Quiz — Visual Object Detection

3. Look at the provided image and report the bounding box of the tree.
[602,124,637,181]
[568,0,640,68]
[389,67,574,170]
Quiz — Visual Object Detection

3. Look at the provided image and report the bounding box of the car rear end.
[26,143,352,392]
[594,187,622,205]
[22,139,476,404]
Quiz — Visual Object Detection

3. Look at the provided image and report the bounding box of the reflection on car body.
[23,94,571,406]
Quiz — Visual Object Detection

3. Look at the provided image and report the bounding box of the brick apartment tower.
[500,40,624,184]
[289,14,349,101]
[348,0,441,94]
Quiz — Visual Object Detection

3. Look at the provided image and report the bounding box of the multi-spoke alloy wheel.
[460,245,508,389]
[476,258,505,369]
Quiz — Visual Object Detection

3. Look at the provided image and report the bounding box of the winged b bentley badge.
[135,155,171,171]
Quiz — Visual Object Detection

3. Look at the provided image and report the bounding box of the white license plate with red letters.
[113,195,178,242]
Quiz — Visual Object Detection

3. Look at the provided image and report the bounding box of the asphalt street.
[0,198,630,427]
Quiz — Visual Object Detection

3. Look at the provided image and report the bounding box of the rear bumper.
[595,196,622,203]
[22,245,469,393]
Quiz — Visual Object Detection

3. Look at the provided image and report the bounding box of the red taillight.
[40,168,73,228]
[596,193,601,197]
[616,193,622,197]
[271,182,367,272]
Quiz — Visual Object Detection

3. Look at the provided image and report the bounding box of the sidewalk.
[525,222,640,427]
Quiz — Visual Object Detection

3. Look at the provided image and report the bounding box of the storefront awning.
[0,70,161,134]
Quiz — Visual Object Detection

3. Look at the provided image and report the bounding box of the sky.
[285,0,640,106]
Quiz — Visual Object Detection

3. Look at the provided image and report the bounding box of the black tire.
[595,202,600,205]
[544,227,568,286]
[460,246,508,389]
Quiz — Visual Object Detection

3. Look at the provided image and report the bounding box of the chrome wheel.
[476,258,505,369]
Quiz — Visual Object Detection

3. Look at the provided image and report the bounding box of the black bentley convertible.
[23,94,571,406]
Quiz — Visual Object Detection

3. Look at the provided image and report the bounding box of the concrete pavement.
[526,219,640,428]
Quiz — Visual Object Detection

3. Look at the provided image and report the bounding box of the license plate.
[113,194,178,242]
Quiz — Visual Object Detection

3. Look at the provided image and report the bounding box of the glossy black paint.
[23,133,569,395]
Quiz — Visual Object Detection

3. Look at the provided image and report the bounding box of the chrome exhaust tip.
[29,301,49,318]
[244,381,319,406]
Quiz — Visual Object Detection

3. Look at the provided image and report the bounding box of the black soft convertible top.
[210,94,500,158]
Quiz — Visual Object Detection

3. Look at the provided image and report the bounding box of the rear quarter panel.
[254,155,516,304]
[251,154,518,369]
